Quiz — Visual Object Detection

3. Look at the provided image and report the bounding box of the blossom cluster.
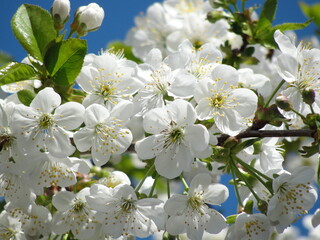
[0,0,319,239]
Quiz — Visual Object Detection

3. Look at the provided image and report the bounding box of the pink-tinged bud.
[71,3,104,37]
[276,95,291,111]
[302,88,316,105]
[51,0,70,30]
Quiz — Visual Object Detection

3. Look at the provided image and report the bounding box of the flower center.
[169,127,184,143]
[121,198,136,212]
[0,226,17,240]
[0,132,15,152]
[39,113,54,129]
[209,94,226,108]
[72,199,87,213]
[188,196,203,210]
[193,40,204,50]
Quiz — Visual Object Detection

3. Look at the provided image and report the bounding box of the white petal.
[73,128,95,152]
[205,209,227,234]
[54,102,85,130]
[274,30,297,57]
[166,215,186,235]
[276,53,298,83]
[52,191,75,211]
[184,124,209,152]
[135,135,164,160]
[30,87,61,113]
[203,184,229,205]
[143,108,170,134]
[164,194,188,216]
[229,88,257,118]
[167,99,197,126]
[85,104,110,127]
[168,70,196,98]
[109,100,134,122]
[46,127,75,157]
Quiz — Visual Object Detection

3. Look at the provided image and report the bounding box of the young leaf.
[107,41,142,63]
[257,0,278,31]
[11,4,56,61]
[17,89,36,106]
[300,2,320,28]
[0,52,14,67]
[273,20,312,32]
[44,39,87,86]
[0,62,37,86]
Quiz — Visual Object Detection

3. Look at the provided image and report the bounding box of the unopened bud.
[302,89,316,105]
[71,3,104,37]
[258,200,268,215]
[207,10,229,23]
[51,0,70,30]
[276,95,291,111]
[244,200,254,214]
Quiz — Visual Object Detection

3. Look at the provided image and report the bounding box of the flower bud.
[71,3,105,37]
[207,10,229,23]
[275,95,291,111]
[51,0,70,30]
[302,88,316,105]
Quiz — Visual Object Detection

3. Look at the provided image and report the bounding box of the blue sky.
[0,0,319,61]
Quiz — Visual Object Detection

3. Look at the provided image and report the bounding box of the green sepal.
[17,89,36,106]
[11,4,56,61]
[226,214,237,224]
[244,200,254,214]
[0,62,37,87]
[44,38,87,86]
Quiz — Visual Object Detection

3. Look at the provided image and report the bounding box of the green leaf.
[44,39,87,86]
[107,41,142,63]
[256,20,311,48]
[0,52,14,67]
[257,0,278,30]
[0,62,37,86]
[273,19,312,32]
[11,4,56,61]
[17,89,36,106]
[300,2,320,28]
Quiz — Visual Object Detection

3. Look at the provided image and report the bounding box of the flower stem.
[230,161,244,208]
[236,157,272,182]
[235,157,274,194]
[148,176,159,198]
[179,175,189,192]
[167,179,171,199]
[264,79,286,108]
[232,160,261,202]
[135,164,155,193]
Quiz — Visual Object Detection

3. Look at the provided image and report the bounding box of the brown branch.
[218,129,316,145]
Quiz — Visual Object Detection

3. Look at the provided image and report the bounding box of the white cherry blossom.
[226,213,272,240]
[86,183,165,238]
[52,188,99,239]
[267,166,318,233]
[76,50,142,109]
[135,99,210,179]
[194,64,258,135]
[10,87,85,157]
[164,173,228,239]
[73,102,133,166]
